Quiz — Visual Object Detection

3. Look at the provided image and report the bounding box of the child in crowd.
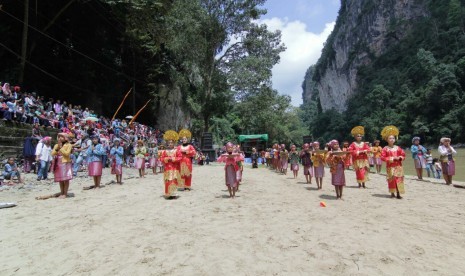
[433,158,442,179]
[86,135,106,189]
[300,143,313,184]
[51,133,73,198]
[289,145,300,179]
[311,141,326,190]
[326,140,349,199]
[217,142,244,199]
[110,138,124,184]
[148,141,159,175]
[371,140,383,173]
[135,140,147,178]
[280,144,289,175]
[2,157,23,184]
[424,149,435,178]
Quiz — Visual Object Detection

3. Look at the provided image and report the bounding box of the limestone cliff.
[304,0,428,111]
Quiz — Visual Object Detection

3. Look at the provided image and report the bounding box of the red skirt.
[54,156,73,182]
[88,161,103,176]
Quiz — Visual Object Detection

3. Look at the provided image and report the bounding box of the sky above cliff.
[261,0,340,106]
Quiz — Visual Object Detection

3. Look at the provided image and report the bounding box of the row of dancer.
[266,126,406,200]
[38,129,197,199]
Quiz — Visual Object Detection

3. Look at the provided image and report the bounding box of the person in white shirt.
[438,137,457,185]
[36,136,53,181]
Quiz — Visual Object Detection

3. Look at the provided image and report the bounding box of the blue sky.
[259,0,340,106]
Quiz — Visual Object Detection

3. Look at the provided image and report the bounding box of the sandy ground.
[1,163,465,276]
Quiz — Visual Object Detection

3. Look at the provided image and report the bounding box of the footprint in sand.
[412,245,425,256]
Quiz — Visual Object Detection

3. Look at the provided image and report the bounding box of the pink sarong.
[149,157,157,168]
[88,161,103,176]
[111,163,122,175]
[314,165,324,178]
[135,157,145,169]
[442,160,455,176]
[54,156,73,182]
[331,163,345,186]
[225,165,237,187]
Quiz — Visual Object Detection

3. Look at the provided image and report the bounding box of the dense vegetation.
[304,0,465,145]
[1,0,307,145]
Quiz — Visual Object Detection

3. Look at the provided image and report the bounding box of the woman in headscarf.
[51,133,73,198]
[438,137,457,185]
[217,142,243,199]
[326,140,350,199]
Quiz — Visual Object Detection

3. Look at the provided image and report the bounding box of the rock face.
[305,0,428,111]
[155,85,190,131]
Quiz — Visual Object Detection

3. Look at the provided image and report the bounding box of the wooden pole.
[111,88,132,120]
[129,99,151,124]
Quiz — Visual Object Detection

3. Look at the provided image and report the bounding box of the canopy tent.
[238,134,269,143]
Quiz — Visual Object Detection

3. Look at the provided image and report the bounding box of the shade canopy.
[238,134,269,142]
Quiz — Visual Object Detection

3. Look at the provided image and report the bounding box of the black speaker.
[303,135,312,144]
[202,132,213,149]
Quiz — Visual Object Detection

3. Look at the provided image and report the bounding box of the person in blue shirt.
[86,135,106,188]
[411,137,427,180]
[3,157,23,184]
[110,138,124,184]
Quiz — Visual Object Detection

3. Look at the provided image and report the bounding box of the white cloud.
[258,18,335,106]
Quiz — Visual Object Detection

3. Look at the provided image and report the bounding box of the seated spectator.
[3,157,23,184]
[32,122,42,139]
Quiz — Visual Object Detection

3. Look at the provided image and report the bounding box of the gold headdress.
[163,130,179,142]
[381,125,399,141]
[351,126,365,137]
[178,129,192,139]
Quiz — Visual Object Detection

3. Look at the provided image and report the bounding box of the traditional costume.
[311,142,326,178]
[86,137,106,177]
[349,126,370,183]
[134,141,147,170]
[110,139,124,175]
[380,126,405,194]
[217,143,244,188]
[177,129,196,189]
[289,148,300,172]
[326,140,348,187]
[300,144,313,176]
[51,133,73,182]
[342,142,352,169]
[160,131,182,198]
[148,141,159,169]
